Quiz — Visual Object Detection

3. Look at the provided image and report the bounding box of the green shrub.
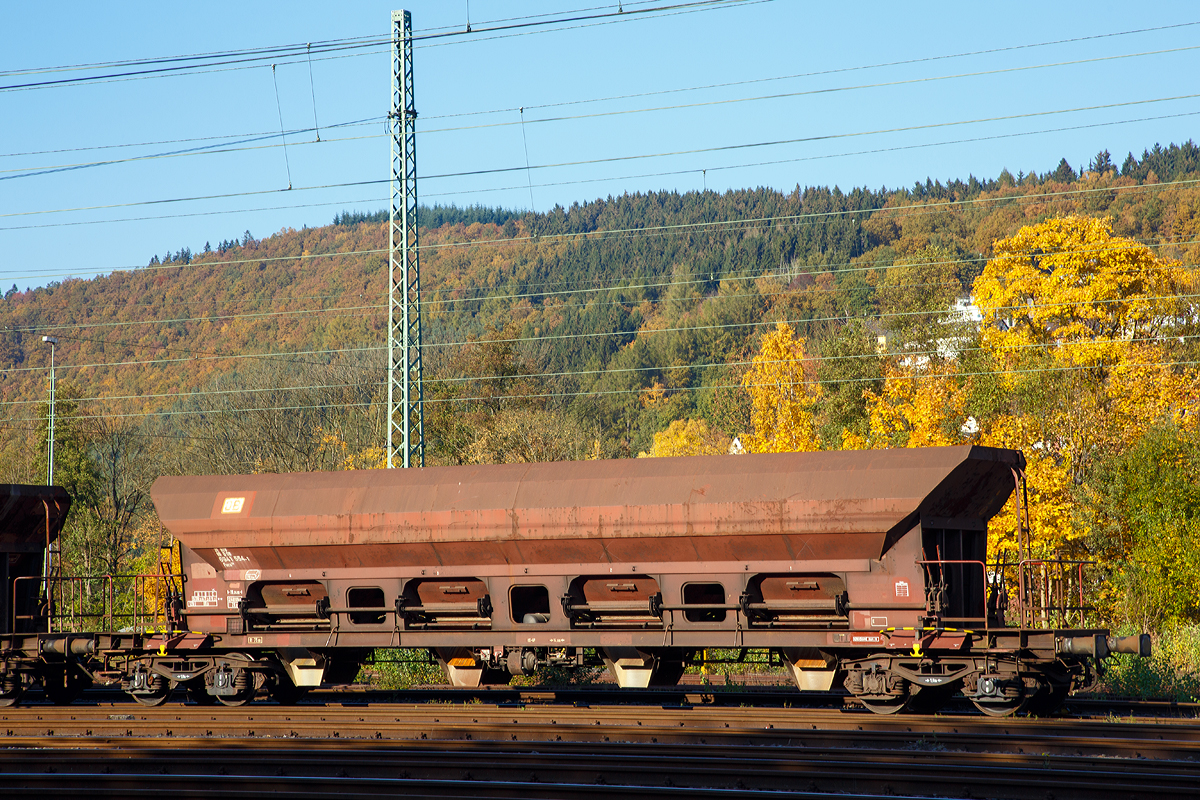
[366,649,447,690]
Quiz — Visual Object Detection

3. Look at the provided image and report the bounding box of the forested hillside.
[3,141,1200,639]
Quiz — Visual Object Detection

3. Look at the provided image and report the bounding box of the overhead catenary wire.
[6,16,1197,163]
[0,341,380,378]
[0,2,673,79]
[6,103,1198,232]
[7,100,1200,240]
[420,44,1200,136]
[5,184,1200,340]
[7,11,1195,85]
[0,0,752,92]
[5,90,1199,228]
[0,38,390,93]
[6,168,1199,289]
[0,3,739,97]
[0,116,380,165]
[5,354,1199,426]
[8,237,1197,342]
[8,330,1200,409]
[0,109,1190,244]
[7,284,1197,398]
[6,226,1197,362]
[9,42,1198,182]
[429,19,1200,122]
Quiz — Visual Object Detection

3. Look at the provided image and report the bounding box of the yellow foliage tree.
[975,216,1192,368]
[638,419,732,458]
[973,216,1200,564]
[742,322,821,453]
[316,427,387,471]
[842,363,966,449]
[975,217,1199,452]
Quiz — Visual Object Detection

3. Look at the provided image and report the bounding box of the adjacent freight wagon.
[1,446,1149,714]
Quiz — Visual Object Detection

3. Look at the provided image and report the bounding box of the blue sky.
[3,1,1199,290]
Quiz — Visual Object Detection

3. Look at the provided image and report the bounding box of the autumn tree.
[174,354,384,475]
[841,363,967,450]
[1090,424,1200,629]
[813,320,883,445]
[978,414,1076,564]
[972,216,1200,624]
[877,244,967,358]
[638,418,731,458]
[742,322,821,453]
[974,216,1198,481]
[465,407,592,464]
[76,415,162,576]
[422,325,584,466]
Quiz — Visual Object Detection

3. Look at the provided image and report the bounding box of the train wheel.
[124,669,172,707]
[216,690,253,706]
[968,672,1027,716]
[0,674,27,707]
[215,675,255,707]
[970,696,1028,717]
[858,695,911,715]
[210,657,259,706]
[131,685,172,707]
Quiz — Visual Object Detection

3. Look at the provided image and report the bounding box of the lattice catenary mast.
[387,9,423,468]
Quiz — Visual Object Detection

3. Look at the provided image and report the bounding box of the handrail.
[15,570,186,634]
[1014,558,1094,628]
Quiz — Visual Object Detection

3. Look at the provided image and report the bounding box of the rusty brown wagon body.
[155,444,1016,571]
[140,445,1138,714]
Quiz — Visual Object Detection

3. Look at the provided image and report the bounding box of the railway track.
[3,695,1199,797]
[10,682,1199,719]
[3,700,1197,755]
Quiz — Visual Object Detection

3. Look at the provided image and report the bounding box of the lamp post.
[42,336,57,486]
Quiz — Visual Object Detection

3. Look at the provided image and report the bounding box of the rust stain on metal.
[152,446,1023,571]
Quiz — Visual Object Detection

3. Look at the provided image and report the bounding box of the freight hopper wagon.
[149,445,1146,715]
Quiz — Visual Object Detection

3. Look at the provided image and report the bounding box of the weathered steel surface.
[152,446,1022,571]
[0,484,71,551]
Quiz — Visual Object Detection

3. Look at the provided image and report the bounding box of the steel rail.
[10,683,1200,719]
[3,702,1199,758]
